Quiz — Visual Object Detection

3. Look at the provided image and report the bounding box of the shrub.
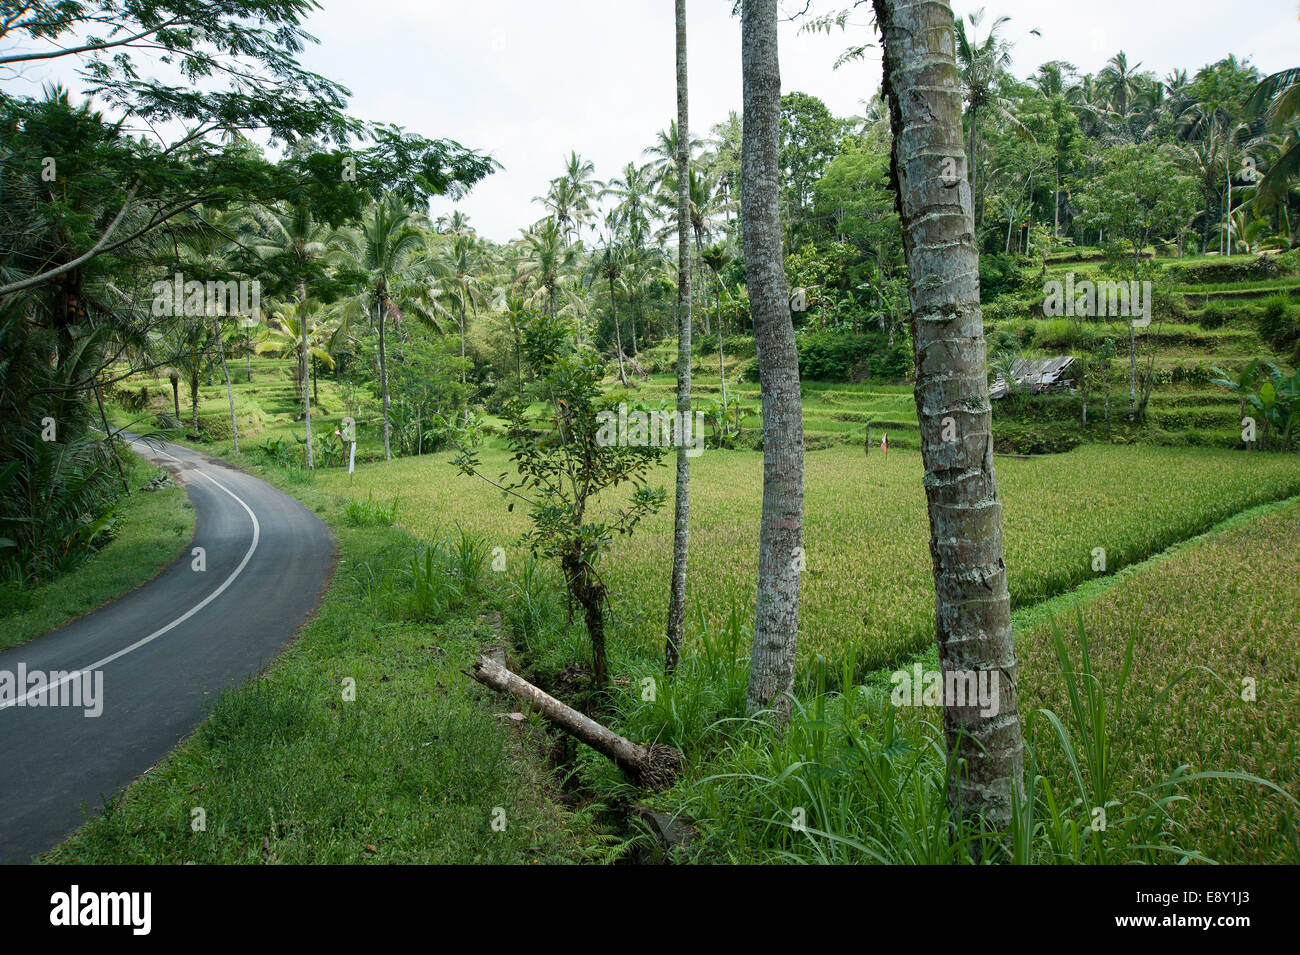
[1194,300,1226,329]
[979,252,1026,300]
[992,421,1082,455]
[1257,292,1299,353]
[797,331,912,382]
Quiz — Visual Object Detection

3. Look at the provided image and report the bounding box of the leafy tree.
[331,195,435,460]
[1074,144,1198,418]
[779,91,845,238]
[451,311,665,686]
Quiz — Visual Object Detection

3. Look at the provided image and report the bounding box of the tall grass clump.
[342,492,399,527]
[666,610,1297,864]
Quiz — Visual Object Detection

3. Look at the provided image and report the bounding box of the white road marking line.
[0,441,260,711]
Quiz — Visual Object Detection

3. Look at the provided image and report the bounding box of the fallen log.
[468,656,683,791]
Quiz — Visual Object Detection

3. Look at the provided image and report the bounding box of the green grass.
[0,449,195,651]
[311,442,1300,675]
[42,473,600,864]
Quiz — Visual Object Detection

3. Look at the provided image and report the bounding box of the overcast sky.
[18,0,1300,242]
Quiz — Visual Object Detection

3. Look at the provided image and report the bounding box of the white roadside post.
[342,416,357,474]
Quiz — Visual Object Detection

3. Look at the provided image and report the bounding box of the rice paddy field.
[314,442,1300,674]
[1016,499,1300,863]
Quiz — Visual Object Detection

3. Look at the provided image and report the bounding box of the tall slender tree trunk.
[874,0,1024,834]
[170,375,180,421]
[459,299,467,386]
[377,296,391,461]
[216,317,240,455]
[742,0,804,724]
[299,288,313,469]
[1128,249,1140,420]
[716,276,728,417]
[968,108,981,231]
[610,272,628,386]
[664,0,692,677]
[94,381,129,493]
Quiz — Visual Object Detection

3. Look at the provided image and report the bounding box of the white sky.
[15,0,1300,242]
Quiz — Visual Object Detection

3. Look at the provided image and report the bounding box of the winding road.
[0,437,336,863]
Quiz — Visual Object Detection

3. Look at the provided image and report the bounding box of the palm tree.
[434,209,474,235]
[615,264,656,355]
[560,151,603,241]
[1065,73,1110,139]
[180,207,252,453]
[658,166,727,334]
[741,0,804,722]
[249,201,331,468]
[593,230,629,387]
[517,218,575,318]
[161,317,219,436]
[876,0,1024,837]
[1246,66,1300,210]
[707,110,743,231]
[256,300,336,400]
[331,194,432,461]
[606,161,658,254]
[428,231,491,392]
[701,242,732,415]
[954,8,1023,229]
[664,0,693,677]
[1099,51,1144,126]
[643,119,704,187]
[1031,60,1074,99]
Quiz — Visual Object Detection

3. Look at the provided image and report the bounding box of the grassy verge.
[42,459,599,864]
[0,449,194,652]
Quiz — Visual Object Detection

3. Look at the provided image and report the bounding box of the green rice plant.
[617,606,751,750]
[669,609,1297,865]
[341,492,399,527]
[402,541,463,622]
[503,555,566,654]
[449,524,488,596]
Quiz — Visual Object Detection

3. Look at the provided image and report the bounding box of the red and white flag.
[881,432,888,454]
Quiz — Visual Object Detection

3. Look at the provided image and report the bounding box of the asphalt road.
[0,437,336,863]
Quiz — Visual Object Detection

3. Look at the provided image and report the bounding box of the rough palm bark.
[299,285,313,468]
[873,0,1024,831]
[376,292,391,461]
[742,0,804,724]
[609,269,628,386]
[215,317,240,455]
[664,0,692,676]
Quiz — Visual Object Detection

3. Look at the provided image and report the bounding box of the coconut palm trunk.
[610,272,628,386]
[216,317,240,454]
[742,0,804,724]
[169,372,180,420]
[664,0,692,676]
[299,287,313,469]
[377,294,392,461]
[716,278,727,417]
[874,0,1024,833]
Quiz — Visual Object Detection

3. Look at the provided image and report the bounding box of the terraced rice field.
[316,442,1300,673]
